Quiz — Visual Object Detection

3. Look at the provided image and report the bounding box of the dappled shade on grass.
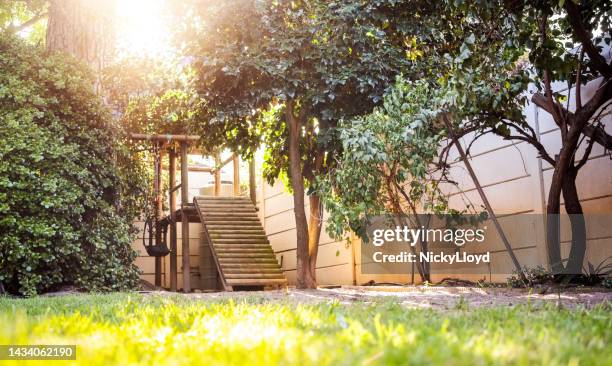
[0,294,609,365]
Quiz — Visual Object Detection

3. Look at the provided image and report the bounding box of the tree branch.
[539,15,566,137]
[573,79,612,134]
[532,92,612,150]
[8,12,48,34]
[576,49,585,110]
[564,1,612,79]
[497,131,556,166]
[576,135,596,170]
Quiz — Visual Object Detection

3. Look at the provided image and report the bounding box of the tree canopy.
[175,0,429,287]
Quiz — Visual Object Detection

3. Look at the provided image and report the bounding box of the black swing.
[143,217,170,257]
[141,142,170,258]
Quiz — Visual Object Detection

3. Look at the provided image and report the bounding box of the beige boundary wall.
[262,78,612,286]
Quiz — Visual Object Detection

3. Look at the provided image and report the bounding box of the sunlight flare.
[116,0,171,58]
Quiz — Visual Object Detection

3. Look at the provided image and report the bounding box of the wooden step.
[198,203,256,209]
[216,252,276,259]
[197,199,254,203]
[208,230,268,239]
[201,208,256,214]
[214,238,269,244]
[214,244,271,250]
[202,212,259,219]
[222,268,283,275]
[193,196,286,290]
[207,227,264,232]
[226,278,287,286]
[209,233,267,239]
[215,248,273,255]
[197,199,252,204]
[218,257,279,264]
[221,263,281,269]
[206,223,262,228]
[224,273,285,279]
[206,224,264,233]
[209,230,268,239]
[204,217,261,223]
[202,211,259,217]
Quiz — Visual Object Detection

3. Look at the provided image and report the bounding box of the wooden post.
[233,154,240,196]
[154,145,163,287]
[180,142,191,292]
[169,149,178,292]
[443,116,527,283]
[214,154,221,196]
[249,158,256,205]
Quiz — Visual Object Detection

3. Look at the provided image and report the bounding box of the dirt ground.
[164,286,612,309]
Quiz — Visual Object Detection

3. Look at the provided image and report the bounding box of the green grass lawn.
[0,293,610,365]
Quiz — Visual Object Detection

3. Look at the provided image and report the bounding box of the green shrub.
[0,33,146,296]
[507,266,554,288]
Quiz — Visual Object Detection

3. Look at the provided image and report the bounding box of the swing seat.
[143,218,171,257]
[145,244,170,257]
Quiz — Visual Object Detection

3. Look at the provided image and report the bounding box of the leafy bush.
[0,33,146,296]
[507,266,554,288]
[508,260,612,288]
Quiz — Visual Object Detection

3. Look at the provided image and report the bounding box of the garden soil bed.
[158,285,612,309]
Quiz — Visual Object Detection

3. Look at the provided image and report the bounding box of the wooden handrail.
[212,153,242,197]
[233,155,240,196]
[162,165,212,173]
[214,155,221,196]
[210,155,234,174]
[129,134,200,142]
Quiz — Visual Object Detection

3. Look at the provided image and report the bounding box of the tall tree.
[426,1,612,275]
[176,0,417,287]
[323,79,456,282]
[46,0,116,73]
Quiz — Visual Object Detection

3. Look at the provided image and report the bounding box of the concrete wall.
[261,181,355,286]
[261,78,612,285]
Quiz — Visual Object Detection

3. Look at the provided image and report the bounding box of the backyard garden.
[1,0,611,365]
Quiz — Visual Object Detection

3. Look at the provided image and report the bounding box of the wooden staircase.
[194,196,287,290]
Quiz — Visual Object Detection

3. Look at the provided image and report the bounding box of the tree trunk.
[396,215,427,282]
[545,121,585,274]
[286,100,316,289]
[308,193,323,279]
[46,0,115,73]
[562,167,586,274]
[419,215,432,282]
[545,167,564,274]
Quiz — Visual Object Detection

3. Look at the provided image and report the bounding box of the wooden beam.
[249,158,256,205]
[169,149,178,292]
[180,142,191,292]
[162,164,212,173]
[211,155,234,173]
[214,154,221,196]
[129,134,200,142]
[154,145,163,287]
[233,154,240,196]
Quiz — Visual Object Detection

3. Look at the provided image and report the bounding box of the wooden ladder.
[194,196,287,290]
